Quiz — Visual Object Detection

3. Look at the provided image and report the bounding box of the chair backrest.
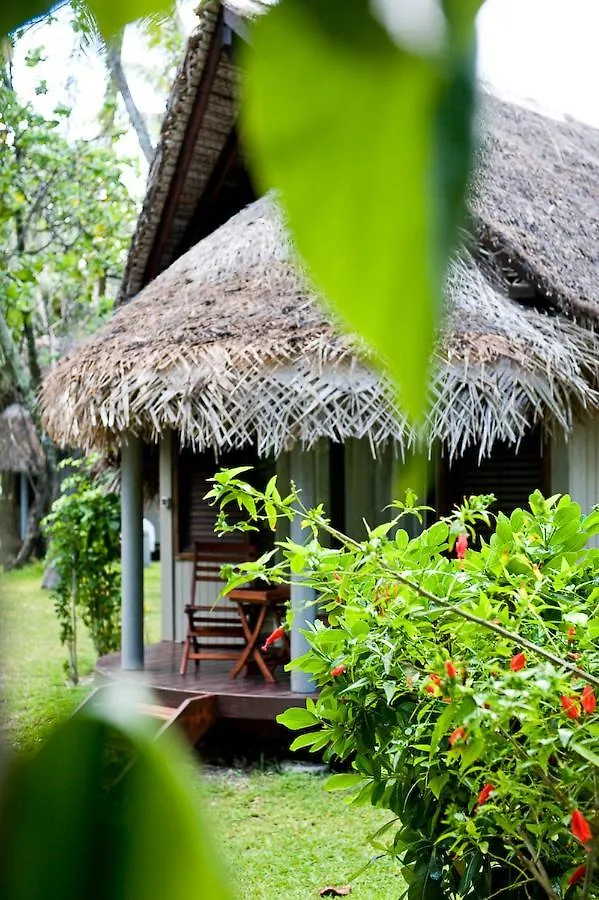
[189,540,258,605]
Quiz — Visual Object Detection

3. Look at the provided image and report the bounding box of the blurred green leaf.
[87,0,173,40]
[0,687,230,900]
[242,0,479,418]
[0,1,53,37]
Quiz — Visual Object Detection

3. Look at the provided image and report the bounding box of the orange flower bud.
[568,863,586,886]
[445,660,457,679]
[571,810,592,846]
[449,727,465,747]
[581,685,596,715]
[455,533,468,560]
[510,652,526,672]
[476,783,495,809]
[561,695,581,720]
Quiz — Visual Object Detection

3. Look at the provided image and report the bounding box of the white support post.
[289,444,317,694]
[159,432,175,641]
[19,472,29,541]
[121,435,144,670]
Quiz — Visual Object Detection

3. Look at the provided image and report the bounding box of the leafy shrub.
[208,470,599,899]
[42,457,121,682]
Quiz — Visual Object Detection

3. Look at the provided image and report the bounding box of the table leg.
[230,603,272,681]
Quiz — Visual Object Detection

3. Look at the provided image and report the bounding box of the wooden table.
[227,585,290,683]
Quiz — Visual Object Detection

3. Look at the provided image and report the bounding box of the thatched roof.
[118,0,599,317]
[118,0,274,304]
[41,2,599,459]
[41,195,599,459]
[0,404,44,474]
[473,99,599,318]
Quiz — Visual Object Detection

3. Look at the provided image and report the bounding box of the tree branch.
[105,39,153,163]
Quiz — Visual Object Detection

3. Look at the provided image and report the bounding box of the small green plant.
[42,456,121,683]
[207,469,599,899]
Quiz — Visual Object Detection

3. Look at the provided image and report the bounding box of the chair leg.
[180,638,190,676]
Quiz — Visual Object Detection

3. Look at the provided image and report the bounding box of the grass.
[0,563,405,897]
[199,768,404,898]
[0,561,161,752]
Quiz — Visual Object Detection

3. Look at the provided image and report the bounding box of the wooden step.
[156,694,216,746]
[136,702,175,721]
[77,686,217,746]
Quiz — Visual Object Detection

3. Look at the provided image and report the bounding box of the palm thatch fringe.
[0,404,45,474]
[41,196,599,459]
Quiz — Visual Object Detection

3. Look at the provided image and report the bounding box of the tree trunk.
[105,39,154,164]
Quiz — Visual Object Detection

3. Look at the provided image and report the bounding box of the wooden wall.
[551,420,599,547]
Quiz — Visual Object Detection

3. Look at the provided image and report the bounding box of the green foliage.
[42,457,121,682]
[209,472,599,899]
[0,687,230,900]
[1,0,173,41]
[242,0,480,417]
[0,77,135,376]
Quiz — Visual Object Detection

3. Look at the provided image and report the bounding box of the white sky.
[9,0,599,195]
[478,0,599,126]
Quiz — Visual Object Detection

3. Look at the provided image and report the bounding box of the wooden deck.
[95,641,314,721]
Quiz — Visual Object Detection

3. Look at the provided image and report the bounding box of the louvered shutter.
[177,448,274,555]
[442,428,549,519]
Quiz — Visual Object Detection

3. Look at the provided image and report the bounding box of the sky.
[478,0,599,126]
[9,0,599,193]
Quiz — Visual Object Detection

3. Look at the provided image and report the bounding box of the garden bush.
[42,457,121,682]
[208,469,599,899]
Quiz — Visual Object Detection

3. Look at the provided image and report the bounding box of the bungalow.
[42,0,599,698]
[0,404,44,559]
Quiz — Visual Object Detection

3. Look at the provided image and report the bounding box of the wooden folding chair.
[179,540,258,676]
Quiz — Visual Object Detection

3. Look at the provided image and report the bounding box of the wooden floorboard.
[95,642,315,721]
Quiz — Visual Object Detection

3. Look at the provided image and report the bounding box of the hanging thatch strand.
[41,195,599,459]
[0,404,45,474]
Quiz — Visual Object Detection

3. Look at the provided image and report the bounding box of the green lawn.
[0,563,404,897]
[199,769,403,898]
[0,561,161,752]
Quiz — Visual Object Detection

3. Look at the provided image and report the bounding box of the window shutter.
[443,429,548,518]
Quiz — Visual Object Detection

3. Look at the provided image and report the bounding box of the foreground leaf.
[0,687,230,900]
[242,0,479,417]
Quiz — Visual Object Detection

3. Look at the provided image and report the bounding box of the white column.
[121,434,144,669]
[159,432,175,641]
[289,443,317,693]
[19,473,29,540]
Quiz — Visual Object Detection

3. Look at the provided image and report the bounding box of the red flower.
[331,664,347,677]
[571,810,592,846]
[456,533,468,560]
[445,660,457,679]
[261,625,286,652]
[510,652,526,672]
[568,625,577,642]
[568,863,587,886]
[582,685,596,715]
[449,727,465,747]
[429,673,442,685]
[561,695,581,720]
[476,783,495,809]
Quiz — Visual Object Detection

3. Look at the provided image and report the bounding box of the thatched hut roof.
[0,404,44,474]
[473,99,599,318]
[41,1,599,459]
[117,0,274,305]
[118,0,599,316]
[41,195,599,459]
